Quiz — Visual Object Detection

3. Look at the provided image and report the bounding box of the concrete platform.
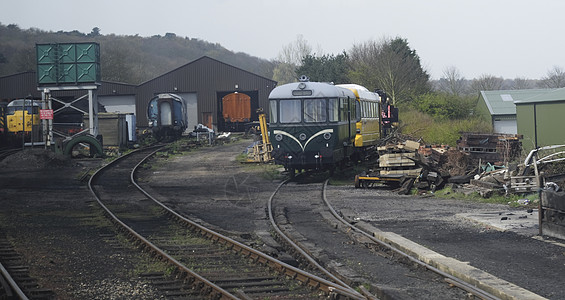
[356,220,548,300]
[458,209,539,237]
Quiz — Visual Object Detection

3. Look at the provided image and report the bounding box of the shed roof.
[480,89,554,115]
[514,87,565,104]
[138,56,276,86]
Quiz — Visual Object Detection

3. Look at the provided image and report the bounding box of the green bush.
[414,92,476,120]
[400,108,491,145]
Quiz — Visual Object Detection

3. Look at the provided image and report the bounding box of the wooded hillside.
[0,24,275,84]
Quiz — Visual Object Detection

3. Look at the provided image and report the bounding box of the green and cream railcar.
[269,79,358,175]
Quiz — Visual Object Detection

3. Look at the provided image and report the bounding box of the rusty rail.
[88,146,238,299]
[89,145,364,299]
[267,179,366,300]
[0,261,28,300]
[321,179,501,300]
[130,147,363,299]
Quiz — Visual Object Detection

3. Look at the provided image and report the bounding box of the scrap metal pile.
[356,132,565,197]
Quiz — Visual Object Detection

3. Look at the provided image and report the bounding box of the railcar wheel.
[354,175,361,188]
[288,167,295,179]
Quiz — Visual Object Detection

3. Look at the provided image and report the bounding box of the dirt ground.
[327,186,565,299]
[1,140,564,299]
[0,149,163,299]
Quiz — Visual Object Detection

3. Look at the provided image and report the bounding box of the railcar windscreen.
[304,99,326,123]
[269,100,277,123]
[6,106,38,115]
[280,100,301,123]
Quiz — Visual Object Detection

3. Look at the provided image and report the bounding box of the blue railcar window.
[329,99,339,122]
[280,100,301,123]
[269,100,277,123]
[304,99,326,123]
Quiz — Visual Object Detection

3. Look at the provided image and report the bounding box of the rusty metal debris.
[356,133,565,198]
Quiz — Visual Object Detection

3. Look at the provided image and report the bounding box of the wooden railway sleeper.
[100,147,368,300]
[308,279,321,290]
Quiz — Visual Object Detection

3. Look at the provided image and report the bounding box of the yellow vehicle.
[6,99,41,139]
[247,108,272,163]
[337,84,382,148]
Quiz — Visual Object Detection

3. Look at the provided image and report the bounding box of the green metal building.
[476,89,554,134]
[514,88,565,153]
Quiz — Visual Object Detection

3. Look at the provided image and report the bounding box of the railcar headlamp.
[275,134,283,141]
[323,132,331,140]
[299,133,307,141]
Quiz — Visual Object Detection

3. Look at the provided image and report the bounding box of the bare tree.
[512,77,534,90]
[470,74,504,94]
[278,34,312,65]
[273,34,312,84]
[540,66,565,88]
[437,66,467,96]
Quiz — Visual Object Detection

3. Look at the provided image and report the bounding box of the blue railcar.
[147,93,187,140]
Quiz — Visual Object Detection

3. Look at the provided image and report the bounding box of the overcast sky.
[2,0,564,80]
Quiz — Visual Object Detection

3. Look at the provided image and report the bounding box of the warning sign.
[40,109,54,120]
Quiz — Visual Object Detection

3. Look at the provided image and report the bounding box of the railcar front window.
[280,100,301,123]
[269,100,277,123]
[304,99,326,123]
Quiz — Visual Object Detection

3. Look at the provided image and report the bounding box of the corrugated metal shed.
[0,56,277,133]
[514,87,565,104]
[0,72,40,99]
[515,88,565,152]
[135,56,277,131]
[476,89,556,135]
[479,89,554,116]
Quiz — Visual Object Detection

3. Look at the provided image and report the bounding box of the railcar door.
[159,101,172,126]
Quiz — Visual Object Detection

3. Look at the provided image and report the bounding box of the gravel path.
[3,142,564,299]
[326,185,565,299]
[0,149,165,299]
[272,180,471,299]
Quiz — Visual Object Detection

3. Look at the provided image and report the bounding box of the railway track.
[0,148,20,161]
[88,146,363,299]
[0,232,55,300]
[268,175,501,300]
[0,149,56,300]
